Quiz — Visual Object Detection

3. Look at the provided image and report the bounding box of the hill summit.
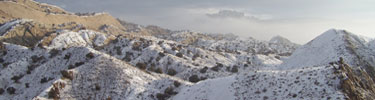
[1,0,375,100]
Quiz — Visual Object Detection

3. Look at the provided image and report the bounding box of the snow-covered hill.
[282,29,375,79]
[153,31,300,57]
[0,39,191,100]
[1,0,375,100]
[1,27,373,100]
[174,65,345,100]
[172,29,375,100]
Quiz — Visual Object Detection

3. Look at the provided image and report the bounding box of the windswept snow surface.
[0,41,189,100]
[282,29,375,69]
[172,29,375,100]
[174,66,345,100]
[174,76,236,100]
[1,27,372,100]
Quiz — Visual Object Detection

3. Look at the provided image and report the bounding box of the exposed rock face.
[0,0,125,30]
[334,58,375,100]
[0,41,4,51]
[2,0,375,100]
[341,30,375,83]
[0,0,127,47]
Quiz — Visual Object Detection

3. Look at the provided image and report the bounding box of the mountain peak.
[269,35,292,44]
[282,29,375,69]
[2,1,375,100]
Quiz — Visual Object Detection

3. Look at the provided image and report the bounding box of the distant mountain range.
[0,0,375,100]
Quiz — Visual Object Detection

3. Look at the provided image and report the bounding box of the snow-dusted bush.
[167,69,177,76]
[6,87,16,94]
[0,88,4,95]
[189,75,200,83]
[155,67,163,74]
[175,52,183,58]
[136,62,147,70]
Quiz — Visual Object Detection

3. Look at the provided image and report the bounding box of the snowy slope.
[0,29,281,99]
[0,28,298,100]
[46,30,265,81]
[0,42,190,100]
[174,76,237,100]
[172,29,375,100]
[153,30,299,56]
[174,65,345,100]
[282,29,375,69]
[2,1,375,99]
[1,24,374,100]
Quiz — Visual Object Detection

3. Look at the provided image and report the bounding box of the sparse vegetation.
[48,83,61,99]
[263,96,269,100]
[164,87,177,95]
[292,94,297,98]
[2,51,7,56]
[61,70,74,80]
[158,41,164,45]
[200,67,208,73]
[123,52,132,62]
[68,64,75,69]
[27,64,38,74]
[136,62,147,70]
[63,53,71,59]
[231,65,238,73]
[167,69,177,76]
[49,49,60,58]
[275,56,280,59]
[254,90,261,94]
[155,68,163,74]
[40,77,53,83]
[175,52,183,58]
[111,38,119,44]
[132,42,142,51]
[0,58,4,63]
[158,52,165,57]
[86,52,95,59]
[192,54,199,61]
[31,55,45,63]
[11,74,24,83]
[171,47,178,51]
[156,93,169,100]
[6,87,16,94]
[189,75,200,83]
[1,1,371,100]
[148,66,156,72]
[114,46,122,55]
[211,63,223,72]
[95,84,101,91]
[2,62,10,68]
[74,62,85,67]
[173,81,181,87]
[0,88,4,95]
[25,83,29,88]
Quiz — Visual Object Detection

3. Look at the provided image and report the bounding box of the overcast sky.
[36,0,375,44]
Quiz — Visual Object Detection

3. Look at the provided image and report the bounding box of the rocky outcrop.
[335,58,375,100]
[0,0,127,47]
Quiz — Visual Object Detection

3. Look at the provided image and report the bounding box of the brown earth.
[335,58,375,100]
[0,0,125,31]
[0,0,129,47]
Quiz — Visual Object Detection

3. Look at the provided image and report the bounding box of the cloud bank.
[206,10,271,21]
[35,0,375,44]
